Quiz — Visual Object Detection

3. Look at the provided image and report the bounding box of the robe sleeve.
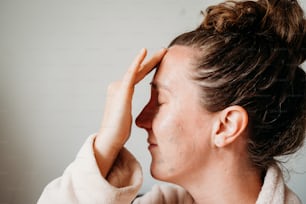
[38,134,143,204]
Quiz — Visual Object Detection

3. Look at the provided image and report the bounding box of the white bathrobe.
[38,135,301,204]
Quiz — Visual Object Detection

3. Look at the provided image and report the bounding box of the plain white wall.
[0,0,305,203]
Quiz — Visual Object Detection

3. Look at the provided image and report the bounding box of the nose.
[135,103,155,130]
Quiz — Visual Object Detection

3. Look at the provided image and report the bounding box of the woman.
[38,0,306,203]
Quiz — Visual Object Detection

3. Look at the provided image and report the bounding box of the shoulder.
[284,186,302,204]
[256,165,302,204]
[133,184,194,204]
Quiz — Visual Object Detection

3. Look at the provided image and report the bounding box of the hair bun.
[263,0,304,44]
[199,0,306,64]
[200,1,265,34]
[263,0,306,63]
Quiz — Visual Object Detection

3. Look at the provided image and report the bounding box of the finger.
[135,48,167,83]
[122,48,147,87]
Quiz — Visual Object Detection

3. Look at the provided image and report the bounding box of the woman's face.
[136,45,218,183]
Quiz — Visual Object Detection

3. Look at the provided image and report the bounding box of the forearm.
[38,134,143,204]
[93,133,124,178]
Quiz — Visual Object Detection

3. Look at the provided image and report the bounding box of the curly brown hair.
[169,0,306,171]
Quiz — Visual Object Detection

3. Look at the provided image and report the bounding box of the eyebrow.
[150,81,172,93]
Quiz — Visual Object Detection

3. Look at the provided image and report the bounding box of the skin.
[94,48,167,177]
[135,46,218,183]
[94,45,262,203]
[136,45,262,203]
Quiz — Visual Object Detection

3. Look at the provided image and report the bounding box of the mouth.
[147,138,158,150]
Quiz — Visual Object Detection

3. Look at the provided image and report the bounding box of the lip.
[148,144,157,151]
[147,138,157,150]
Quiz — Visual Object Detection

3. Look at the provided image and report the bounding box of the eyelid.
[157,94,166,106]
[156,100,164,107]
[150,81,171,94]
[150,81,168,107]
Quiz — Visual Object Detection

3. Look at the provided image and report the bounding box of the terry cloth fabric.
[38,134,301,204]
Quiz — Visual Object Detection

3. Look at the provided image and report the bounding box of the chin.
[150,163,165,181]
[150,163,177,183]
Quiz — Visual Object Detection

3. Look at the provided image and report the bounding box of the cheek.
[152,107,191,155]
[152,106,181,140]
[154,106,209,155]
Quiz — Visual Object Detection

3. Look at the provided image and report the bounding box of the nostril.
[135,107,154,129]
[135,115,142,127]
[135,109,147,128]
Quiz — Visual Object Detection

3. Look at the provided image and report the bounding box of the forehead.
[153,45,195,85]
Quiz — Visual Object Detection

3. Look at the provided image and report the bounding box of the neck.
[176,148,263,203]
[189,167,262,203]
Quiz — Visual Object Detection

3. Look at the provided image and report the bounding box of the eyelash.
[156,97,165,107]
[152,89,165,107]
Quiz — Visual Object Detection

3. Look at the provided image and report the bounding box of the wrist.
[93,134,123,177]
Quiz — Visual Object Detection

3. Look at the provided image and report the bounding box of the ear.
[213,106,248,147]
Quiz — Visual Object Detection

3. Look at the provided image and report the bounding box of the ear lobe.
[214,135,225,147]
[214,106,248,147]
